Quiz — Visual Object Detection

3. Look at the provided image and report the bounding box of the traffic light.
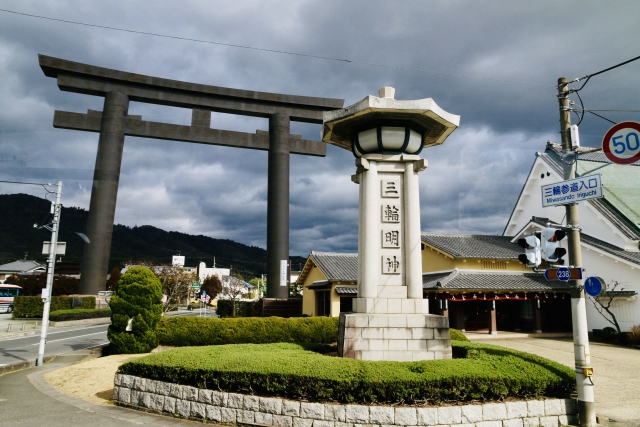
[517,233,541,267]
[541,227,567,264]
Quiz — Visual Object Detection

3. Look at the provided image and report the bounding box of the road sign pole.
[558,77,595,427]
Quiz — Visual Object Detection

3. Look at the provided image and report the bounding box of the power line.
[568,54,640,92]
[0,8,553,88]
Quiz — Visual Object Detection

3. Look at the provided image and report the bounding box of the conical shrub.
[108,266,163,354]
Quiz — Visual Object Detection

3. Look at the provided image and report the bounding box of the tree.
[154,264,198,313]
[107,266,163,354]
[588,280,626,335]
[248,277,265,299]
[221,275,247,317]
[106,266,122,292]
[201,274,222,300]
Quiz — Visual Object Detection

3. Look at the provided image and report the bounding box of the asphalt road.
[0,324,109,366]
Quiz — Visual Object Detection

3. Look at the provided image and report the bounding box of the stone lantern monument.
[322,87,460,361]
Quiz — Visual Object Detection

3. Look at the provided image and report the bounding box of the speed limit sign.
[602,121,640,165]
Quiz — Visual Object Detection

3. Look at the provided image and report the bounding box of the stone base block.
[353,298,429,314]
[338,313,452,361]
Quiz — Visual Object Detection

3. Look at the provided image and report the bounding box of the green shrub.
[50,308,111,321]
[108,267,163,354]
[81,296,96,309]
[216,300,259,317]
[119,341,575,404]
[157,316,339,346]
[450,328,469,342]
[12,296,73,318]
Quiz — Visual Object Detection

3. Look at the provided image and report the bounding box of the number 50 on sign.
[603,121,640,165]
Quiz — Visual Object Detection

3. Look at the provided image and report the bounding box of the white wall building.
[504,142,639,332]
[197,262,230,285]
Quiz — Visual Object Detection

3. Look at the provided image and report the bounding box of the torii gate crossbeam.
[38,54,344,298]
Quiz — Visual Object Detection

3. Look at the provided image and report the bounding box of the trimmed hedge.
[12,295,97,318]
[50,308,112,321]
[108,267,163,354]
[12,296,72,318]
[157,316,340,346]
[450,328,469,341]
[119,341,575,404]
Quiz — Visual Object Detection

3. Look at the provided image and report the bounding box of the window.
[315,291,331,316]
[482,260,506,270]
[340,297,354,313]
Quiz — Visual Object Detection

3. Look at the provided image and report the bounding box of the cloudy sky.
[0,0,639,259]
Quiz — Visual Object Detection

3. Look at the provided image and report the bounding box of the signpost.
[544,267,582,281]
[602,121,640,165]
[541,174,603,208]
[584,277,605,297]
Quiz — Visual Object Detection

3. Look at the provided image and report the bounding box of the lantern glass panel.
[358,128,378,152]
[381,126,405,150]
[406,129,422,153]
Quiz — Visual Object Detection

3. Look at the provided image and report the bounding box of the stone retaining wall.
[113,374,579,427]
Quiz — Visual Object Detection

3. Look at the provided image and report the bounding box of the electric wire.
[0,8,553,87]
[568,54,640,92]
[585,111,617,125]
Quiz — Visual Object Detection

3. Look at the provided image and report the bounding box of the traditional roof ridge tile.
[420,233,523,259]
[422,268,570,291]
[309,251,358,282]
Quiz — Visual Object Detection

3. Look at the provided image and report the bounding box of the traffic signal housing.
[517,233,541,268]
[541,227,567,264]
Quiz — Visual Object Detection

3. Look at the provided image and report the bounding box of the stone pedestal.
[338,312,452,361]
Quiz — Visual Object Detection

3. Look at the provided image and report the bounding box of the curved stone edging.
[113,374,579,427]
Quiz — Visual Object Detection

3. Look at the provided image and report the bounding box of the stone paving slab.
[487,337,640,425]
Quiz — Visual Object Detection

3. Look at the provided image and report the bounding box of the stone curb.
[114,374,580,427]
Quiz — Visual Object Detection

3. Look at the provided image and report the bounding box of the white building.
[196,262,230,284]
[504,142,639,332]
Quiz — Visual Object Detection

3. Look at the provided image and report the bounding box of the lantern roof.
[322,87,460,151]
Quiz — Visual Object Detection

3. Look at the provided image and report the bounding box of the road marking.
[0,325,108,343]
[31,331,106,345]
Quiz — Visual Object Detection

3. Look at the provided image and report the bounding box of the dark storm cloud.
[0,0,639,260]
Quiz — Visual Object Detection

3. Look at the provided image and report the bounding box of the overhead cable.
[0,8,553,87]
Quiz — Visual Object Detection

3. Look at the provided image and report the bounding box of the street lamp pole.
[37,181,63,367]
[558,77,596,427]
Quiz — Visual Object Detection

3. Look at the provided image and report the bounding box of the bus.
[0,284,22,313]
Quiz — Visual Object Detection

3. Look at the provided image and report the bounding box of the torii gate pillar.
[81,91,129,295]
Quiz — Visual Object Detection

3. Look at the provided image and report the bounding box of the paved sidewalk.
[0,350,206,426]
[489,337,640,426]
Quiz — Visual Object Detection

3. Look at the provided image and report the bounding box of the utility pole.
[558,77,596,427]
[37,181,63,367]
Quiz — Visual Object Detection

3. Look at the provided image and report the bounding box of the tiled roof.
[307,280,331,289]
[423,269,571,291]
[335,286,357,294]
[310,252,358,282]
[421,233,523,259]
[0,260,44,273]
[581,234,640,266]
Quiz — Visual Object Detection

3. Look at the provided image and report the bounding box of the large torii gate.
[38,55,344,297]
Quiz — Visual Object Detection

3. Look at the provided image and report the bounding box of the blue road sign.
[584,277,605,297]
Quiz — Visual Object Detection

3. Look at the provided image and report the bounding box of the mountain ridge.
[0,193,305,277]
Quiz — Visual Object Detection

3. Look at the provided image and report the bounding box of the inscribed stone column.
[79,91,129,295]
[266,113,290,299]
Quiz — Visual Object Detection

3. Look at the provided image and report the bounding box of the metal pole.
[79,91,129,295]
[37,180,63,366]
[266,113,290,299]
[558,77,596,427]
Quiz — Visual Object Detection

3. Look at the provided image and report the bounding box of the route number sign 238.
[603,122,640,165]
